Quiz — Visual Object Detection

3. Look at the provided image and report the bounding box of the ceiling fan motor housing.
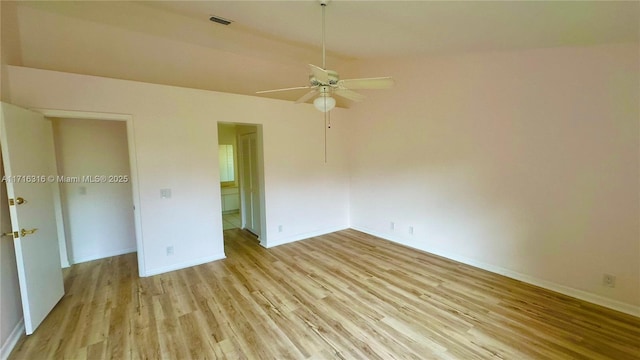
[310,70,339,87]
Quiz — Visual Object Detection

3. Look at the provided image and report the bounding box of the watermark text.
[2,175,130,184]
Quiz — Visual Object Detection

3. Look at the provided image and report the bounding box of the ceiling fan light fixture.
[313,95,336,112]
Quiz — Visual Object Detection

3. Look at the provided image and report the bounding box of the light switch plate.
[160,188,172,199]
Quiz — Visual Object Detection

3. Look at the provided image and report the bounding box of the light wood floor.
[9,229,640,359]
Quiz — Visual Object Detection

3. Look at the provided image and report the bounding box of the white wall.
[53,118,136,263]
[348,43,639,314]
[0,2,18,103]
[7,66,351,276]
[0,155,23,359]
[0,2,7,103]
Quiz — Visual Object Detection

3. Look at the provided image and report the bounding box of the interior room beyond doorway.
[217,122,262,238]
[53,118,136,264]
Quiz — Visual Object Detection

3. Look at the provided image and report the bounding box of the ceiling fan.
[256,0,395,113]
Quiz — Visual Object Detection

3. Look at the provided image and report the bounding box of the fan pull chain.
[324,110,328,163]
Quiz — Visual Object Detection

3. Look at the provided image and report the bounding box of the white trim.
[256,127,268,248]
[32,109,131,122]
[0,319,24,360]
[351,226,640,318]
[143,253,226,277]
[32,108,146,277]
[45,118,71,268]
[124,117,145,277]
[72,248,137,265]
[266,225,350,248]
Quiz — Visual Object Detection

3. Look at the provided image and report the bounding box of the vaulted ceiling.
[2,1,638,107]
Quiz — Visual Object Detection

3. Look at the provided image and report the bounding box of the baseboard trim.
[266,225,350,248]
[143,252,226,277]
[72,247,137,264]
[351,226,640,318]
[1,319,24,360]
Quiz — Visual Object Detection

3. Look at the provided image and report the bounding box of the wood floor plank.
[8,228,640,359]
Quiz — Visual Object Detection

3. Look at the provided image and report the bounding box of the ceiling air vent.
[209,15,232,26]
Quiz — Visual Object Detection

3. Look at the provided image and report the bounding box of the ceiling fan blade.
[256,86,310,94]
[295,89,319,104]
[309,64,330,84]
[334,89,366,102]
[338,77,395,90]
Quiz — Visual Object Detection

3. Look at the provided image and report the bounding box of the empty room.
[1,1,638,359]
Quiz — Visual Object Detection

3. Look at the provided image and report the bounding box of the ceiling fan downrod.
[321,0,327,69]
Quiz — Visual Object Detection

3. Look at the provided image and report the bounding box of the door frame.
[34,109,145,276]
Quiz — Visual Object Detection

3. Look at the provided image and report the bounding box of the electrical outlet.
[409,226,414,235]
[390,222,395,231]
[166,246,174,256]
[278,225,283,233]
[603,274,616,288]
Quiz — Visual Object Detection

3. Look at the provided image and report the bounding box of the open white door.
[0,102,64,335]
[239,132,261,236]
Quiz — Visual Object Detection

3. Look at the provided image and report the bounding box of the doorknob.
[1,229,37,238]
[20,228,38,237]
[9,197,26,206]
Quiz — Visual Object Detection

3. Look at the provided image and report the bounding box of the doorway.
[52,118,136,264]
[38,108,144,273]
[218,123,241,230]
[217,123,265,244]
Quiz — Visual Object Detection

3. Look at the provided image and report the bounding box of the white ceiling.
[145,0,639,59]
[3,1,638,105]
